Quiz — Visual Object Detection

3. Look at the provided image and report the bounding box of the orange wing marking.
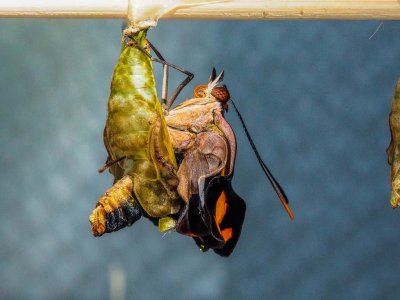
[215,191,233,241]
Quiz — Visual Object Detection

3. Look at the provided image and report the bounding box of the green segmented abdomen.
[108,36,157,158]
[105,30,180,217]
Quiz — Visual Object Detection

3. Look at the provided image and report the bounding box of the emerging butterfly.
[166,68,294,255]
[165,70,246,256]
[89,25,293,256]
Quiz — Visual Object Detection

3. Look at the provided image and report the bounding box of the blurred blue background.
[1,19,400,299]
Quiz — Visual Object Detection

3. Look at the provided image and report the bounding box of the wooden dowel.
[0,0,399,20]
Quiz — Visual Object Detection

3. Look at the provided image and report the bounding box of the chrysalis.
[89,28,182,236]
[387,79,400,208]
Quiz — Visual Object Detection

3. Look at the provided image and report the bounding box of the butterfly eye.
[211,85,230,102]
[193,85,208,98]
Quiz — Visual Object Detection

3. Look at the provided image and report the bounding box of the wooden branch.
[0,0,399,20]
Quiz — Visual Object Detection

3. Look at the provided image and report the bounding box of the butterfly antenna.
[230,99,294,220]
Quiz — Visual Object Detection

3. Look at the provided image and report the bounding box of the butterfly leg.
[127,38,193,110]
[147,41,194,110]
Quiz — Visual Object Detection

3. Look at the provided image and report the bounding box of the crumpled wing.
[195,175,246,257]
[176,112,246,256]
[196,112,246,256]
[176,131,227,203]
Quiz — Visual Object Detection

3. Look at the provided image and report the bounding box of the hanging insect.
[89,23,294,256]
[163,70,245,256]
[387,79,400,208]
[165,68,293,256]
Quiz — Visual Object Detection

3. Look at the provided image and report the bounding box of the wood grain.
[0,0,399,20]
